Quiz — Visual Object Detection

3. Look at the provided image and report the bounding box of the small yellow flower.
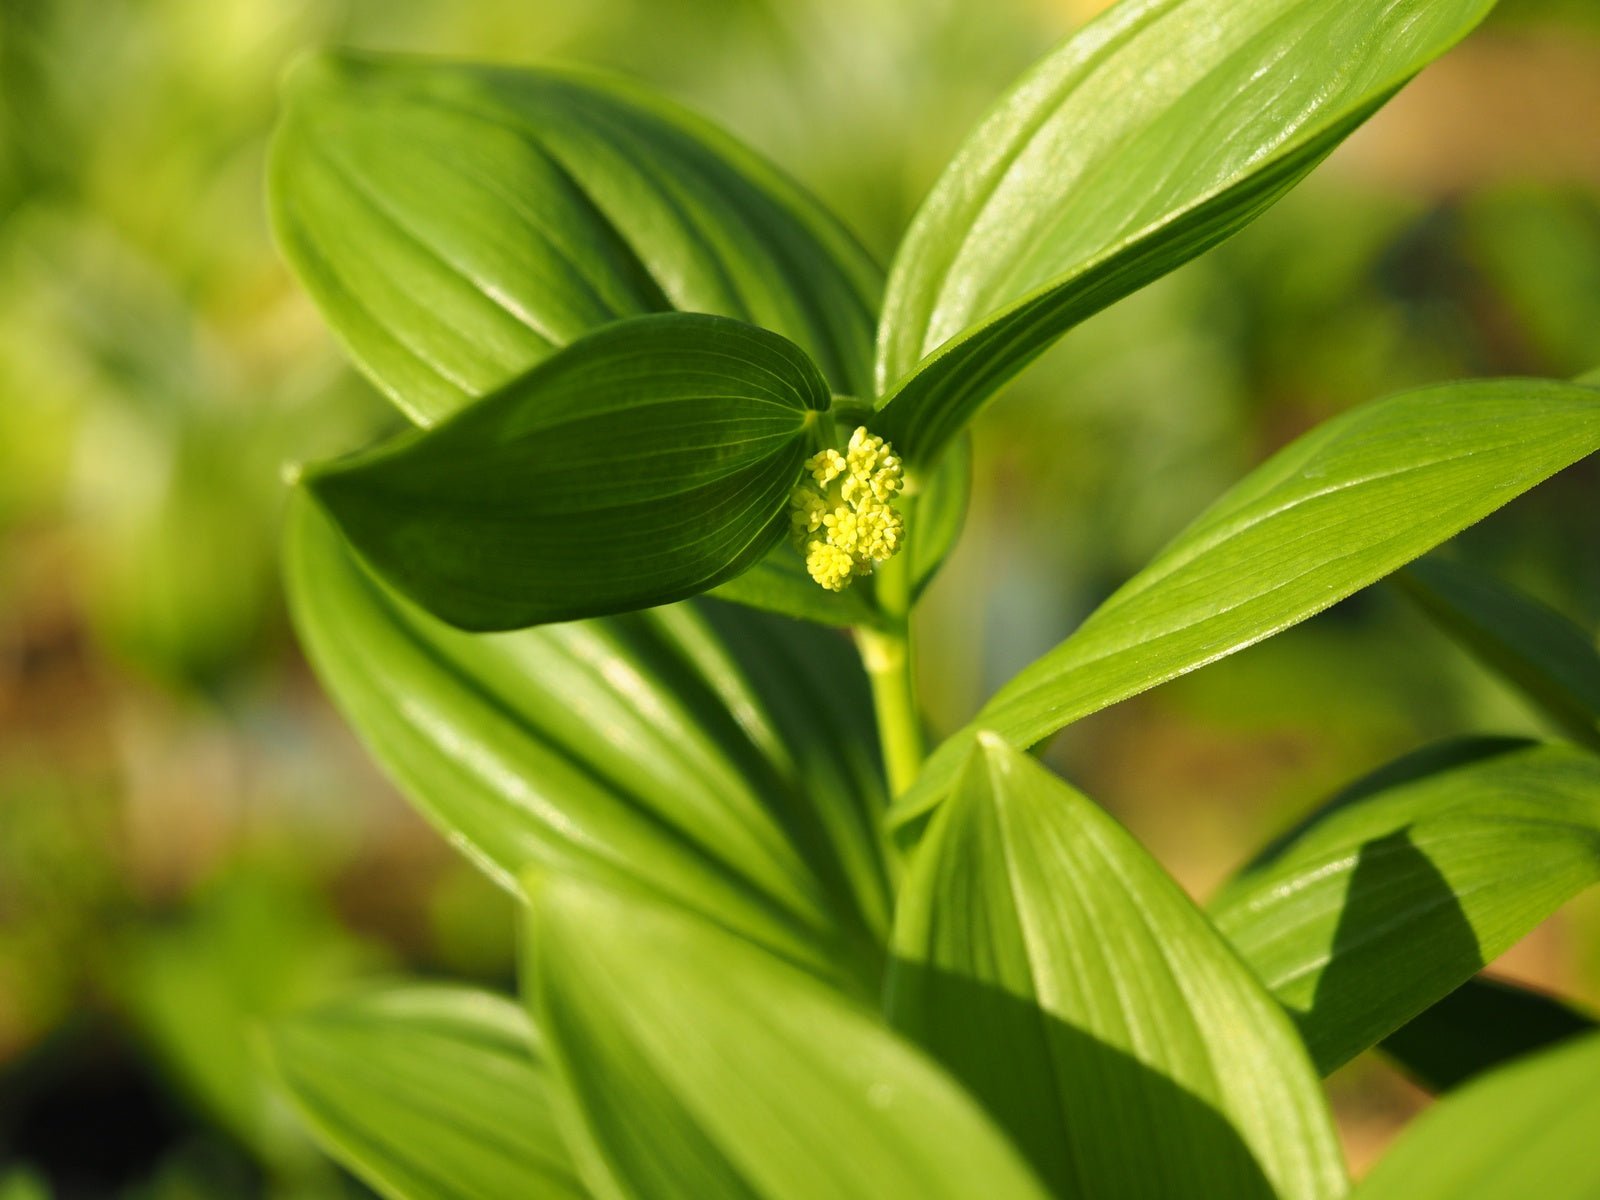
[788,425,905,591]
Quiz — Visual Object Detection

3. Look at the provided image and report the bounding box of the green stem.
[858,552,924,800]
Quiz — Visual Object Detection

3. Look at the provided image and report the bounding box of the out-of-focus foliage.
[2,0,1599,1191]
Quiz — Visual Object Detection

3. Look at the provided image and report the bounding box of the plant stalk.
[858,551,924,800]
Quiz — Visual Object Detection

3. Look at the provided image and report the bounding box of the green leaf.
[284,495,891,995]
[1381,975,1596,1094]
[1354,1030,1600,1199]
[266,984,586,1200]
[891,379,1600,833]
[303,313,826,631]
[874,0,1495,466]
[1209,740,1600,1075]
[271,51,880,424]
[910,431,972,600]
[1397,557,1600,752]
[521,873,1050,1200]
[887,734,1346,1200]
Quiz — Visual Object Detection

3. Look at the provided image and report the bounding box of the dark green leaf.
[1354,1031,1600,1199]
[284,495,891,995]
[304,313,826,630]
[1397,557,1600,752]
[271,51,879,424]
[892,379,1600,834]
[267,985,586,1200]
[874,0,1495,466]
[1209,741,1600,1074]
[522,874,1050,1200]
[888,734,1345,1199]
[910,432,972,600]
[1381,975,1597,1094]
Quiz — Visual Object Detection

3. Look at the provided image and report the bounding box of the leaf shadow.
[1380,974,1597,1093]
[890,963,1279,1199]
[1300,827,1483,1075]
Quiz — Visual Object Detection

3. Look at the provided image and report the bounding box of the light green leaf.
[1355,1030,1600,1199]
[304,313,826,631]
[284,495,891,995]
[266,985,586,1200]
[887,734,1345,1200]
[874,0,1495,466]
[1397,557,1600,752]
[271,51,879,424]
[1381,975,1596,1094]
[522,873,1050,1200]
[1209,740,1600,1075]
[892,379,1600,833]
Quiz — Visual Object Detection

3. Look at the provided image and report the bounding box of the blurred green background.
[1,0,1598,1194]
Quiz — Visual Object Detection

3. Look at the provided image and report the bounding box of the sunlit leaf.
[267,985,587,1200]
[888,734,1345,1199]
[522,873,1050,1200]
[1398,557,1600,752]
[1381,975,1596,1094]
[285,495,891,995]
[874,0,1495,466]
[892,379,1600,833]
[1354,1031,1600,1199]
[1210,740,1600,1074]
[303,313,826,630]
[271,51,879,424]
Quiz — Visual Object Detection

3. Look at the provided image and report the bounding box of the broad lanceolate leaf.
[271,51,880,424]
[267,985,586,1200]
[888,734,1345,1200]
[892,379,1600,833]
[1381,975,1597,1094]
[522,874,1050,1200]
[285,495,892,995]
[1397,557,1600,752]
[273,51,927,631]
[1354,1031,1600,1200]
[1209,740,1600,1075]
[874,0,1495,467]
[304,313,826,631]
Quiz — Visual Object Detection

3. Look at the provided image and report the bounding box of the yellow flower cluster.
[789,425,905,591]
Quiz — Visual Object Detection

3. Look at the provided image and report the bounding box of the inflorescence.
[788,425,905,591]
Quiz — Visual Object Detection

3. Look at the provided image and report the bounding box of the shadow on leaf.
[889,962,1278,1199]
[1300,828,1482,1074]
